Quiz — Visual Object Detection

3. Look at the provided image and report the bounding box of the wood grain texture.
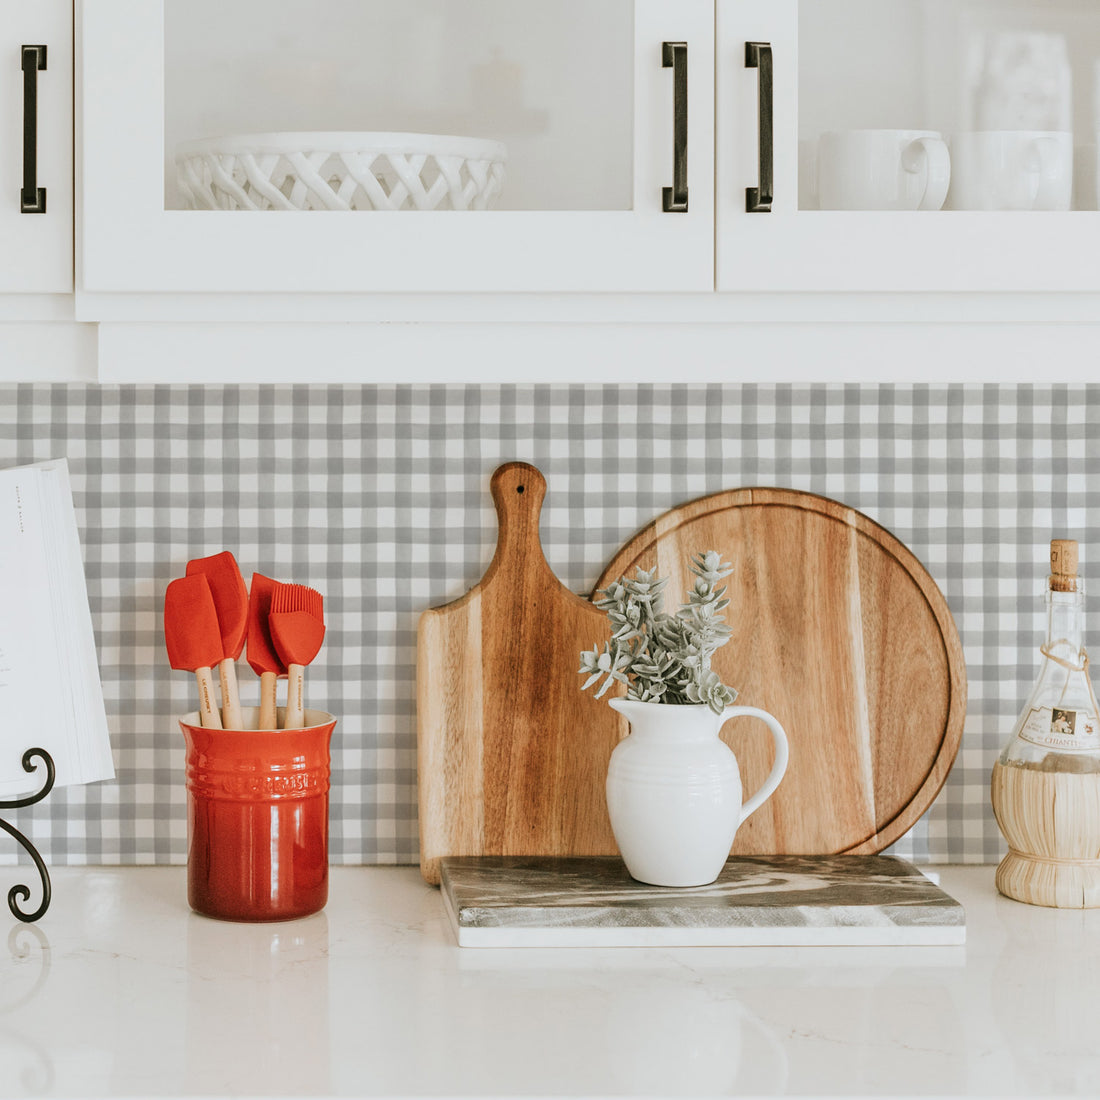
[417,463,619,884]
[594,488,967,855]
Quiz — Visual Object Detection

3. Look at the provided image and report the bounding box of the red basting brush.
[268,582,325,730]
[164,574,224,728]
[186,551,248,728]
[246,573,287,730]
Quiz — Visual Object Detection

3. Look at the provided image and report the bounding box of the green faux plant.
[578,550,739,715]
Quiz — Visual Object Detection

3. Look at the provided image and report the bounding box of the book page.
[0,460,113,798]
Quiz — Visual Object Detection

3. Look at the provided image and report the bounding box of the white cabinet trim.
[96,319,1100,384]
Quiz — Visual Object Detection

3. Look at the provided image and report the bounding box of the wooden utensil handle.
[258,671,278,730]
[218,658,243,730]
[195,667,222,729]
[284,664,305,729]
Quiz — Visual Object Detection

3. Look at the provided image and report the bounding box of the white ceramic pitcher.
[606,698,789,888]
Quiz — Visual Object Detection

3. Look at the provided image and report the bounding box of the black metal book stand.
[0,749,54,922]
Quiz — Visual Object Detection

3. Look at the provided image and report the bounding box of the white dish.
[176,130,507,211]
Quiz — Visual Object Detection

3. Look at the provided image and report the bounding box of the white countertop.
[0,865,1092,1099]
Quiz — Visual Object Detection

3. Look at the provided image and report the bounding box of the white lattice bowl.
[175,132,507,211]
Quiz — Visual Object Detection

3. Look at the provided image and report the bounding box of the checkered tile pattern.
[1,383,1095,866]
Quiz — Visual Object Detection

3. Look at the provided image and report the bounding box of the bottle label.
[1018,706,1100,751]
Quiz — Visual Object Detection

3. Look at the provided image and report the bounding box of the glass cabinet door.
[0,0,72,294]
[718,0,1100,292]
[80,0,714,295]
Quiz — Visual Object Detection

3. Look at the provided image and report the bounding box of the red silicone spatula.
[269,583,325,730]
[164,573,224,729]
[186,551,248,729]
[246,573,287,730]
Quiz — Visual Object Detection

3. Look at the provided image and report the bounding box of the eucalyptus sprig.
[578,550,738,715]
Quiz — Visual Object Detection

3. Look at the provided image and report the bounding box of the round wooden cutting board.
[593,488,967,855]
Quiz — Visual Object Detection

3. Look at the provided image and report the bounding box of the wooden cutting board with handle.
[417,463,620,884]
[593,487,967,856]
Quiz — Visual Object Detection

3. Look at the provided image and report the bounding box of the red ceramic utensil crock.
[181,708,336,922]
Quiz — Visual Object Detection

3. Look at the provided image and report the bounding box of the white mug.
[817,130,950,211]
[946,131,1073,211]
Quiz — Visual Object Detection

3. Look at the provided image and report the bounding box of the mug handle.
[1026,136,1069,210]
[902,136,950,211]
[720,705,790,825]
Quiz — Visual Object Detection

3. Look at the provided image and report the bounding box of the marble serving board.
[440,854,966,947]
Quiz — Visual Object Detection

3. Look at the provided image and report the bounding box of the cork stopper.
[1050,539,1079,592]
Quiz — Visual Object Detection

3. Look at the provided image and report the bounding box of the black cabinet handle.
[21,45,47,215]
[662,41,688,213]
[745,41,772,213]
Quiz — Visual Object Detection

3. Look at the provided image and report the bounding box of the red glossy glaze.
[181,714,335,922]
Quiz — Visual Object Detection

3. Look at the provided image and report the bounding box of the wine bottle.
[992,539,1100,907]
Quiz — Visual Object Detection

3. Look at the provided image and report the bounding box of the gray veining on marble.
[439,855,966,947]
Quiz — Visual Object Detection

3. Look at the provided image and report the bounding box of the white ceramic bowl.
[176,131,507,211]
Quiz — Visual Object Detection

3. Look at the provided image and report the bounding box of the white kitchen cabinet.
[78,0,715,295]
[718,0,1100,292]
[0,0,72,294]
[76,0,1100,313]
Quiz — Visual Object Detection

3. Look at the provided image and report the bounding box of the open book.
[0,459,114,798]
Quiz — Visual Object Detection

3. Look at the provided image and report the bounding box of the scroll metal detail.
[0,750,55,922]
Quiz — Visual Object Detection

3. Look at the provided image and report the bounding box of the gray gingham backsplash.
[3,382,1097,867]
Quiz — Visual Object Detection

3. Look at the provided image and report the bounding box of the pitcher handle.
[720,706,790,825]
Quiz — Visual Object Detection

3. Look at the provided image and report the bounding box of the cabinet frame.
[78,0,714,295]
[1,0,72,295]
[73,0,1100,308]
[716,0,1100,293]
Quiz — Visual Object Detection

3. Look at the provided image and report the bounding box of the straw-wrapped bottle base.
[992,760,1100,908]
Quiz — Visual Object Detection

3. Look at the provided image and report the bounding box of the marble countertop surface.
[0,864,1092,1099]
